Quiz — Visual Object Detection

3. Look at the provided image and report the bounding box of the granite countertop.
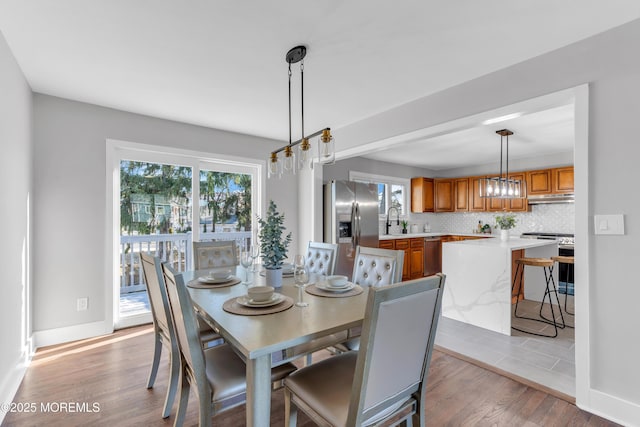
[379,232,493,240]
[446,237,558,250]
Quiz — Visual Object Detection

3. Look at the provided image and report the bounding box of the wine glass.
[240,249,252,285]
[250,244,260,272]
[293,254,309,307]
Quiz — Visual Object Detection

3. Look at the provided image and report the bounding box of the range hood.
[527,194,575,204]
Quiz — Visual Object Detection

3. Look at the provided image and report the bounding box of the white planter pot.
[500,230,510,241]
[265,268,283,288]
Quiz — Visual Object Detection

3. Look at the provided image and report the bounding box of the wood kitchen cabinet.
[379,237,425,281]
[434,179,454,212]
[527,166,574,195]
[527,169,553,195]
[506,172,529,212]
[552,166,574,193]
[454,178,469,211]
[410,238,424,279]
[511,249,525,303]
[394,239,411,280]
[468,176,486,212]
[410,177,434,213]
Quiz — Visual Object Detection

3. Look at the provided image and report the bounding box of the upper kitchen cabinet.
[506,172,529,212]
[410,177,434,213]
[435,179,455,212]
[527,169,553,195]
[454,178,469,211]
[527,166,574,195]
[552,166,574,193]
[468,176,486,212]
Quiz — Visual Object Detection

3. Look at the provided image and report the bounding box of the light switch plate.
[594,214,625,235]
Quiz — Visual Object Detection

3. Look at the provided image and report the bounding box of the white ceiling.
[361,103,576,170]
[0,1,638,148]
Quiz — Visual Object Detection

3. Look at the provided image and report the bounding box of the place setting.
[306,274,363,298]
[187,268,242,289]
[223,285,294,316]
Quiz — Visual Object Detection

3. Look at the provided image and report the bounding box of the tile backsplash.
[381,203,575,236]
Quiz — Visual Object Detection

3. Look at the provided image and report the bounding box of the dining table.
[182,267,368,427]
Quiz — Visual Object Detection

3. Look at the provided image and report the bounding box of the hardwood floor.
[2,325,618,427]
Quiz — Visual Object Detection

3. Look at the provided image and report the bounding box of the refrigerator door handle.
[355,202,361,247]
[350,202,357,249]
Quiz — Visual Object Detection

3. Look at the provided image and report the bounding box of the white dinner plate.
[316,281,356,293]
[198,275,233,284]
[236,294,284,307]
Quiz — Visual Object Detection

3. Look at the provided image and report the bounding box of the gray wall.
[323,156,436,183]
[0,30,32,409]
[333,18,640,422]
[32,94,296,331]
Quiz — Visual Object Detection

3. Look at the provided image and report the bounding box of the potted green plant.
[495,213,517,241]
[401,220,408,234]
[257,200,292,287]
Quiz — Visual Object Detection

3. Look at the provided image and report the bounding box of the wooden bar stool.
[552,255,575,316]
[512,257,565,338]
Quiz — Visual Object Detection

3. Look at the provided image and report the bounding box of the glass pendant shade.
[317,129,335,164]
[298,138,313,170]
[282,145,296,175]
[268,153,281,179]
[479,129,525,199]
[479,176,525,199]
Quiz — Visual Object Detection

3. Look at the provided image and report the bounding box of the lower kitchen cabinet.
[379,238,425,280]
[511,249,525,303]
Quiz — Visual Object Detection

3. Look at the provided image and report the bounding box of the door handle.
[355,203,361,247]
[350,202,356,248]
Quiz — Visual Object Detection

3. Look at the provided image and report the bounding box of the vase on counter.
[500,230,509,241]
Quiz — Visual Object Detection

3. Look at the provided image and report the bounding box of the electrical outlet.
[77,297,88,311]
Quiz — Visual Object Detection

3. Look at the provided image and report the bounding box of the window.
[349,171,410,216]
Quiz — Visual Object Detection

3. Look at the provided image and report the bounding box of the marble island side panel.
[441,239,558,335]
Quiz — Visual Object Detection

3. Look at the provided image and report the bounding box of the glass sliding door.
[119,160,192,321]
[109,141,264,329]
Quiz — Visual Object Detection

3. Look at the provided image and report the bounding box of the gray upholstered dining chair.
[305,241,339,276]
[284,274,446,427]
[351,245,404,287]
[161,264,297,427]
[193,240,238,270]
[140,253,222,419]
[334,245,405,353]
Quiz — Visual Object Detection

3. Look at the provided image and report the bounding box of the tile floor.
[435,296,576,397]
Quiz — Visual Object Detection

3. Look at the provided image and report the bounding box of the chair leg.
[284,388,298,427]
[305,353,312,366]
[147,332,162,388]
[162,343,180,418]
[174,365,190,427]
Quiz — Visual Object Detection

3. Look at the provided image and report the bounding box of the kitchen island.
[442,237,558,336]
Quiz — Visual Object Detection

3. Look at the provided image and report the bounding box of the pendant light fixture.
[479,129,526,199]
[269,45,334,178]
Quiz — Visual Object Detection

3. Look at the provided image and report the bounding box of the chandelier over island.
[268,45,335,179]
[479,129,526,199]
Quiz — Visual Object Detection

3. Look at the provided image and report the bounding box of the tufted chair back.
[305,241,339,276]
[193,240,238,270]
[352,246,404,287]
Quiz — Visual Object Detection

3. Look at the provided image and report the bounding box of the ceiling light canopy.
[479,129,526,199]
[269,45,334,179]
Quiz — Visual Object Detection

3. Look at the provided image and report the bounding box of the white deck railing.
[120,231,252,293]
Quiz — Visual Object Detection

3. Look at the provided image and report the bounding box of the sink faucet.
[385,207,400,235]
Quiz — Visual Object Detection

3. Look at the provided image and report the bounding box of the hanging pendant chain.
[288,63,292,145]
[300,61,305,139]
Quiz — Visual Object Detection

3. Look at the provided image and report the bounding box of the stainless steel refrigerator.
[324,180,380,278]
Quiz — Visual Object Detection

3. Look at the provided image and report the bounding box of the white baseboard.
[32,320,113,349]
[0,354,29,425]
[578,388,640,427]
